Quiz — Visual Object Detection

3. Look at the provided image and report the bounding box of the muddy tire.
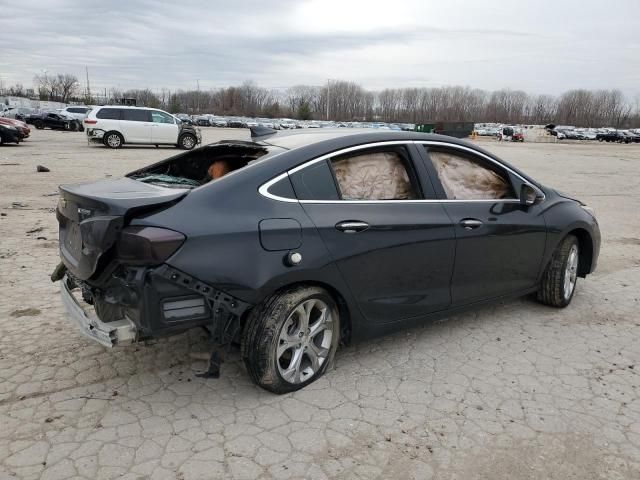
[179,133,196,150]
[537,235,579,308]
[103,131,123,149]
[242,286,340,394]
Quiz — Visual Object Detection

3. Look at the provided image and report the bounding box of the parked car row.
[176,113,415,131]
[0,113,32,145]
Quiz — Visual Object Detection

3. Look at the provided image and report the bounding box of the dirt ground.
[0,129,639,480]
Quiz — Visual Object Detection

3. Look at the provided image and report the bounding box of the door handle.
[460,218,483,230]
[335,221,369,233]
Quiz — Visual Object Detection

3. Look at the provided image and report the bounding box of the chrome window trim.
[258,139,539,204]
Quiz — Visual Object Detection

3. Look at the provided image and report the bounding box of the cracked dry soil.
[1,130,639,479]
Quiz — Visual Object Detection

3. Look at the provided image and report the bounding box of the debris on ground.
[36,165,50,172]
[27,227,44,234]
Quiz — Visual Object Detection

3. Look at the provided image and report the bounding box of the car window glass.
[151,111,174,124]
[426,148,515,200]
[330,149,417,200]
[96,108,122,120]
[289,160,340,200]
[122,109,150,122]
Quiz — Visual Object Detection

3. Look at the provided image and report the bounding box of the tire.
[242,286,340,393]
[103,131,123,149]
[34,120,44,130]
[179,133,196,150]
[537,235,579,308]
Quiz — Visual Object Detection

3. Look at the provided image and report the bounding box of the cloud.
[1,0,639,96]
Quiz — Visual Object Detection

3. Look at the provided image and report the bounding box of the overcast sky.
[1,0,639,96]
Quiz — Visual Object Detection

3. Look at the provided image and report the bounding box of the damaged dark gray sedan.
[53,129,600,393]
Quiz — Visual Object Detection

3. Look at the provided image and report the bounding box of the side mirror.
[520,183,544,206]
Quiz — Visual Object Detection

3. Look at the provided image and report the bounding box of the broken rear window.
[127,142,274,189]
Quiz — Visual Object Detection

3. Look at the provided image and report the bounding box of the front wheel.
[537,235,579,308]
[34,120,45,130]
[179,133,196,150]
[242,286,340,393]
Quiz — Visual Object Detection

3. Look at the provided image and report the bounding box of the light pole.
[326,79,330,121]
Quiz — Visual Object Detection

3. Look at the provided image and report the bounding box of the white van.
[84,106,201,149]
[59,106,91,121]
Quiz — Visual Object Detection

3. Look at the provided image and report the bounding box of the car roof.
[256,128,474,150]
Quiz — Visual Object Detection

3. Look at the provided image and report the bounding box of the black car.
[0,123,22,145]
[32,112,83,132]
[596,131,630,143]
[53,129,600,393]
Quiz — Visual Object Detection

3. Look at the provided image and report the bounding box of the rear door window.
[330,148,418,200]
[288,145,425,201]
[96,108,122,120]
[122,109,150,122]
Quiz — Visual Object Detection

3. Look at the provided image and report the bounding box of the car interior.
[128,142,269,188]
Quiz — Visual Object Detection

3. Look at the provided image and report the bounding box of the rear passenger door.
[121,109,153,143]
[292,143,456,324]
[419,144,547,305]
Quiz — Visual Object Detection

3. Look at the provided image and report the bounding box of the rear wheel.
[179,133,196,150]
[242,286,340,393]
[103,131,123,149]
[537,235,579,308]
[34,120,44,130]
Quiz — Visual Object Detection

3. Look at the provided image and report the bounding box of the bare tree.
[56,74,79,103]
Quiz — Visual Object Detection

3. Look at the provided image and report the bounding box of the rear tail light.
[84,119,97,124]
[116,226,185,265]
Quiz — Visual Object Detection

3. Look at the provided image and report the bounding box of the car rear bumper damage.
[58,263,252,349]
[86,128,105,141]
[61,274,136,347]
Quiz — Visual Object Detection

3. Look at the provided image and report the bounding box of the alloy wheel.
[564,244,578,300]
[107,134,121,148]
[182,135,195,149]
[277,299,334,384]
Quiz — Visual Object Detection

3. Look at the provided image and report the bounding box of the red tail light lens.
[116,226,185,265]
[84,119,97,124]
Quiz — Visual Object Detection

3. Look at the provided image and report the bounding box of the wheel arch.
[242,280,353,345]
[568,227,594,277]
[103,130,125,146]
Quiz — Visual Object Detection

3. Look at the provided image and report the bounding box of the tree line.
[1,73,638,128]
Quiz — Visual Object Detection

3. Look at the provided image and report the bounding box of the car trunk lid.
[57,178,189,280]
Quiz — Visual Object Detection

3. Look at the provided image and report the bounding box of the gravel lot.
[1,129,639,480]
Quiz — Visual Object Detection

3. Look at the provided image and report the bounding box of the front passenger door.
[420,145,547,305]
[151,111,179,144]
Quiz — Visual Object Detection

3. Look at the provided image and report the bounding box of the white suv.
[84,106,201,149]
[58,106,91,121]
